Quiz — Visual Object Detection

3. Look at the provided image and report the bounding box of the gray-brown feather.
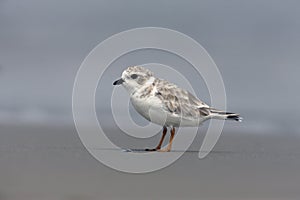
[154,78,210,119]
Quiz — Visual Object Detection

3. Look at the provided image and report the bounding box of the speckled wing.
[154,79,210,119]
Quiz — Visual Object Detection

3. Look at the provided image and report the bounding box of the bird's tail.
[209,108,242,122]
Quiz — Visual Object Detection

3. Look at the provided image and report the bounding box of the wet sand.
[0,124,300,200]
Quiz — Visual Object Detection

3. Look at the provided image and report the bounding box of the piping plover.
[113,66,241,152]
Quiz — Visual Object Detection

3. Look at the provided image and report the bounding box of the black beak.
[113,78,124,85]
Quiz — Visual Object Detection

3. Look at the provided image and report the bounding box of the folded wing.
[154,79,210,119]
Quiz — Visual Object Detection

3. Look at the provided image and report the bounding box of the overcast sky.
[0,0,300,131]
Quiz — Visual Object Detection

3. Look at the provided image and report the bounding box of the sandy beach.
[1,124,300,200]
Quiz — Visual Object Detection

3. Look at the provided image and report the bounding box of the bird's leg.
[158,127,175,152]
[145,126,167,151]
[155,126,167,150]
[166,127,175,152]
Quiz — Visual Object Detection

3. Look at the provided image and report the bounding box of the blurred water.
[1,0,300,134]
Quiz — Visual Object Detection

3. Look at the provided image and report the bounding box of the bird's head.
[113,66,154,94]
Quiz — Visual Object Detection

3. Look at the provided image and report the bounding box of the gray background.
[1,0,300,200]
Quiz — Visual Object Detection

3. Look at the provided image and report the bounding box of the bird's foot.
[145,146,165,151]
[145,148,157,152]
[145,147,171,152]
[157,148,171,152]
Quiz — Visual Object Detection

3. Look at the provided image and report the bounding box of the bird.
[113,66,241,152]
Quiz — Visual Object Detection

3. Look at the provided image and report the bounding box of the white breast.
[130,93,165,124]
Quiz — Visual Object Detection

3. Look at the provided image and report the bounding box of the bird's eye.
[131,74,138,79]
